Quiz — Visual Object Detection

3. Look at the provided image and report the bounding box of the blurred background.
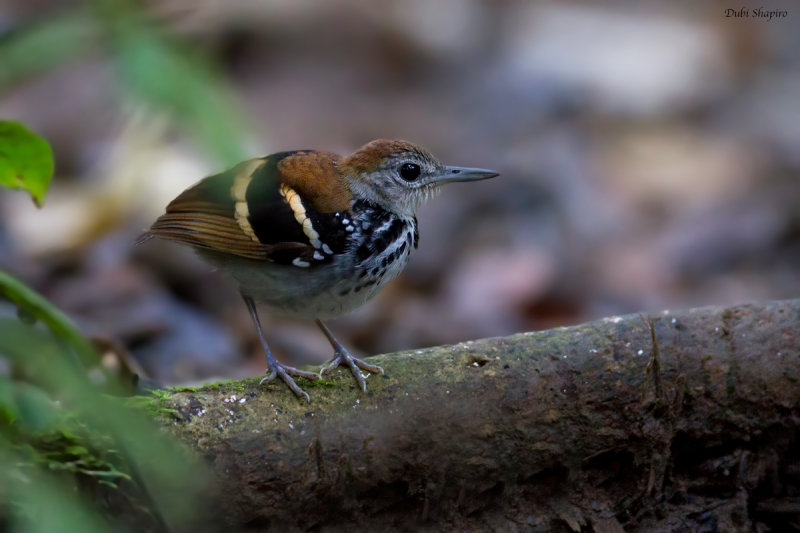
[1,0,798,385]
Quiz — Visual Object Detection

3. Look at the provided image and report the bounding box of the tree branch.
[156,300,800,531]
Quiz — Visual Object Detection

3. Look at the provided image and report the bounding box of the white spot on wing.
[292,258,310,268]
[322,243,333,255]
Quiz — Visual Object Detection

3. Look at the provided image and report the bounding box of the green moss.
[171,385,201,393]
[125,391,180,419]
[200,375,344,392]
[201,378,248,392]
[6,414,132,493]
[149,388,173,401]
[304,378,341,388]
[34,429,132,488]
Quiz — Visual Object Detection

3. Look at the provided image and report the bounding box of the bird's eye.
[398,163,421,181]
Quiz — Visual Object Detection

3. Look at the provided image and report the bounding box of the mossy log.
[156,300,800,532]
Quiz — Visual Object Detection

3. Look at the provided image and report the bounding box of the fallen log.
[156,299,800,531]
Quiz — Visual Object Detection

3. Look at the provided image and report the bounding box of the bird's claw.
[260,362,318,403]
[259,367,278,384]
[321,349,384,392]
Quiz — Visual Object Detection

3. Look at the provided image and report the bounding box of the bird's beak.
[433,166,500,185]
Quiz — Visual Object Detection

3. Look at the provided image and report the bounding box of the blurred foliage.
[0,104,209,531]
[0,0,254,523]
[0,269,96,371]
[0,0,250,165]
[0,13,94,90]
[0,316,211,532]
[0,121,53,207]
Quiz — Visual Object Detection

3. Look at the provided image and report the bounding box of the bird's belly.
[218,253,409,320]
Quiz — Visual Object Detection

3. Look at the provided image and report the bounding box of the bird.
[140,139,498,401]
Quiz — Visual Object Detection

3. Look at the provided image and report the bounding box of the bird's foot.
[320,348,383,392]
[260,357,319,403]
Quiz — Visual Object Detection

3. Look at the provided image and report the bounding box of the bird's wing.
[143,152,352,266]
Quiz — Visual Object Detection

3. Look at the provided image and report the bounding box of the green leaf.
[0,121,55,207]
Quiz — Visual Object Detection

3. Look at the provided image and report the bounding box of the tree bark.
[156,300,800,532]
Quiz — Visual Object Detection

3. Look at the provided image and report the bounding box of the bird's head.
[340,139,498,217]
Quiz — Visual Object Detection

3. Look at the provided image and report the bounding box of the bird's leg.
[242,295,318,402]
[316,320,384,392]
